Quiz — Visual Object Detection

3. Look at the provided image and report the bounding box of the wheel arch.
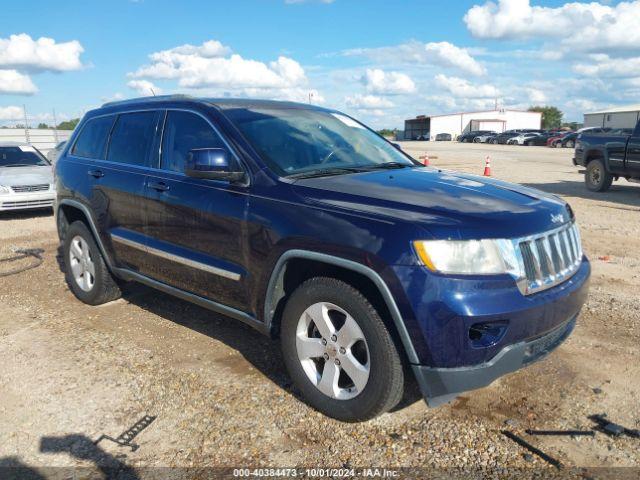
[56,199,115,270]
[264,250,420,365]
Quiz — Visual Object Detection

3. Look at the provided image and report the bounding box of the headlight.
[413,239,521,275]
[0,185,11,195]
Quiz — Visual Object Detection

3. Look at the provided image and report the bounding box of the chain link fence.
[0,128,73,155]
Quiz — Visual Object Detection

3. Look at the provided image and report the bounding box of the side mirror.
[392,143,402,151]
[184,148,244,182]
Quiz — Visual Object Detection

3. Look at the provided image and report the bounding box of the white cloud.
[363,69,415,94]
[344,41,485,76]
[0,105,24,120]
[434,74,498,98]
[573,54,640,78]
[127,79,162,96]
[0,70,37,94]
[345,94,394,110]
[524,87,547,104]
[464,0,640,53]
[0,33,84,72]
[131,40,309,92]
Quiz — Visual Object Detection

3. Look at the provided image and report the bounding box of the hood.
[292,167,572,239]
[0,165,53,186]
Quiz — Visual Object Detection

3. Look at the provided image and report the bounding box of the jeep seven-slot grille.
[10,184,50,193]
[517,223,582,295]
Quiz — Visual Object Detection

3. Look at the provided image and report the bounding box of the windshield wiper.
[288,167,364,179]
[358,162,413,171]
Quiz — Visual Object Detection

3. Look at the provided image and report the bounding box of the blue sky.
[1,0,639,128]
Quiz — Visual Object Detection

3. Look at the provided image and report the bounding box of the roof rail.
[101,94,194,108]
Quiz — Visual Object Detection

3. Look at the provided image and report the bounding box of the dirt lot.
[1,142,639,478]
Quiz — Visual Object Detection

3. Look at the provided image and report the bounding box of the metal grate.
[1,199,53,209]
[10,184,50,193]
[517,223,582,295]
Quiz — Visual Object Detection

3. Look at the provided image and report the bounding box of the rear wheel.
[565,139,575,148]
[280,277,404,422]
[63,221,122,305]
[585,158,613,192]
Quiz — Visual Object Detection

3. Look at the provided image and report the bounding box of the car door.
[625,123,640,176]
[67,112,159,271]
[142,109,250,311]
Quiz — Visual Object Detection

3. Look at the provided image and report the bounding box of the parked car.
[473,132,497,143]
[524,132,556,146]
[46,141,67,164]
[55,96,590,421]
[491,131,520,144]
[507,133,540,145]
[558,132,579,148]
[547,132,569,147]
[0,142,56,212]
[434,133,452,141]
[574,119,640,191]
[458,130,493,143]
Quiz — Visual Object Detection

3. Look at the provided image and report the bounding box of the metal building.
[403,109,542,141]
[583,104,640,129]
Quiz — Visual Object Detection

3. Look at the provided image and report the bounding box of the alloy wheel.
[69,235,95,292]
[295,302,370,400]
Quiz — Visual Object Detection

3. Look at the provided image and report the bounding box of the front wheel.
[280,277,404,422]
[565,139,575,148]
[585,158,613,192]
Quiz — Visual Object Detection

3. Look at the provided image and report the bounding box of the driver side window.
[161,111,227,173]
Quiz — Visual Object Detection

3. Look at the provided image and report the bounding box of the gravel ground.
[0,142,638,479]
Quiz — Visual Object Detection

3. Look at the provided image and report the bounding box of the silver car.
[0,142,56,212]
[46,141,67,165]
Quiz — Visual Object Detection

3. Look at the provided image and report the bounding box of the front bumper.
[412,314,577,406]
[0,191,55,211]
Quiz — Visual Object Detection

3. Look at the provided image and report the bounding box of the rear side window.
[72,116,114,159]
[161,111,227,172]
[107,111,158,166]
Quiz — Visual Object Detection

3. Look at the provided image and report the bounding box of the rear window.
[72,116,114,159]
[0,146,49,167]
[107,111,158,167]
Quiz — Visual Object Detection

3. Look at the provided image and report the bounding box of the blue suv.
[55,96,590,421]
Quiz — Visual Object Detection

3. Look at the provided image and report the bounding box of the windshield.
[224,107,414,177]
[0,146,49,167]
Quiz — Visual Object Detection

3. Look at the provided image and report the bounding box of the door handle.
[148,180,170,192]
[88,169,104,178]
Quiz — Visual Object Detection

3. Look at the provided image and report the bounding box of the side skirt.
[114,267,268,336]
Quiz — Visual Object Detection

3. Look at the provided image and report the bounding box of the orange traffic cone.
[483,155,491,177]
[419,154,430,166]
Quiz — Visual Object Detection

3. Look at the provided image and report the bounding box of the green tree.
[37,122,50,129]
[56,118,80,130]
[528,106,563,130]
[377,128,398,137]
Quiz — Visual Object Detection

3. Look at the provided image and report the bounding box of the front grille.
[1,199,54,209]
[517,222,582,295]
[522,317,576,365]
[10,184,50,193]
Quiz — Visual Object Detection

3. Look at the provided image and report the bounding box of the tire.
[565,139,575,148]
[491,139,498,144]
[585,158,613,192]
[473,137,481,143]
[280,277,404,422]
[63,221,122,305]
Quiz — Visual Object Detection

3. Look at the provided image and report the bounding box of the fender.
[57,198,116,270]
[264,249,420,364]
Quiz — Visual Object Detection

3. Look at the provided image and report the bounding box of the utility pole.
[52,108,59,143]
[308,92,314,104]
[23,104,30,145]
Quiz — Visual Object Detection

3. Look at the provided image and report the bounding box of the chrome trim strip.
[111,234,241,281]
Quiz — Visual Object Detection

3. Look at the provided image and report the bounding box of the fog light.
[468,321,508,348]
